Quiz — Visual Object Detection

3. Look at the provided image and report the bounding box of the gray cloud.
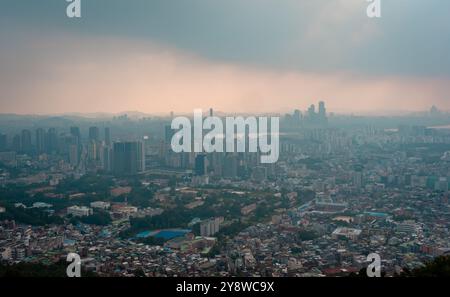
[1,0,449,77]
[1,0,450,114]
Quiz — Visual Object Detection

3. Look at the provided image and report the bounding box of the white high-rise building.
[200,217,223,237]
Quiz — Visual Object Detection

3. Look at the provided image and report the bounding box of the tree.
[401,255,450,277]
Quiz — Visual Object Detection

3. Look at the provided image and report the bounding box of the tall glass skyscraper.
[113,141,145,175]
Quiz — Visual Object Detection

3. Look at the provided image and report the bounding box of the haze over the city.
[2,1,450,282]
[1,0,449,115]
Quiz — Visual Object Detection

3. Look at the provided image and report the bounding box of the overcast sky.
[1,0,449,115]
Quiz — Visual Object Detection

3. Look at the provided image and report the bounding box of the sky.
[0,0,449,115]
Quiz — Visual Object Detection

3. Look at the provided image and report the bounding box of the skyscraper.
[35,128,46,153]
[308,104,316,118]
[0,134,7,151]
[293,109,301,123]
[102,146,113,172]
[113,141,145,175]
[12,134,21,152]
[318,101,328,125]
[165,125,175,145]
[47,128,58,153]
[21,129,32,153]
[104,127,111,146]
[88,141,98,161]
[70,127,81,145]
[223,153,238,178]
[195,153,207,176]
[89,127,100,142]
[69,144,79,167]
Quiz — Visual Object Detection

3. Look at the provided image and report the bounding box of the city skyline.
[1,101,450,278]
[1,1,450,114]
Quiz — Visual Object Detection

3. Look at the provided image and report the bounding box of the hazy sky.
[1,0,449,115]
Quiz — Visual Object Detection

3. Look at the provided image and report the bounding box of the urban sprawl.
[0,102,449,277]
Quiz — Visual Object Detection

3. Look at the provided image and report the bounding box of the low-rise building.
[67,206,93,217]
[90,201,111,210]
[331,227,362,240]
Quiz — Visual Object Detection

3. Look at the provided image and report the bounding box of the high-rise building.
[305,102,328,126]
[69,144,79,167]
[165,125,175,144]
[293,109,302,123]
[89,127,100,142]
[113,141,145,175]
[102,146,113,172]
[195,154,207,176]
[21,129,32,153]
[430,105,440,117]
[47,128,58,153]
[0,134,7,151]
[87,141,98,161]
[223,154,238,178]
[12,135,21,152]
[70,127,81,144]
[209,152,222,176]
[200,217,222,237]
[318,101,326,118]
[318,101,328,126]
[308,104,316,116]
[104,127,111,146]
[35,128,46,153]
